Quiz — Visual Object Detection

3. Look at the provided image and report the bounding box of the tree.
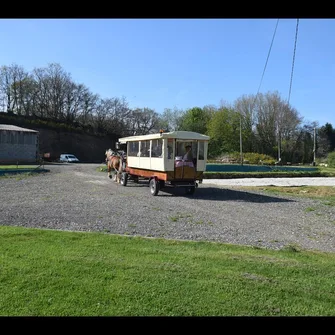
[207,106,236,158]
[32,63,74,120]
[0,65,17,113]
[126,108,160,135]
[317,123,333,158]
[178,106,212,134]
[253,91,303,160]
[234,94,257,153]
[156,107,184,132]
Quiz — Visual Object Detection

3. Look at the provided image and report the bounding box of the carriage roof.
[118,131,210,144]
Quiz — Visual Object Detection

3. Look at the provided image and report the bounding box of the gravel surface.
[1,163,334,253]
[203,177,335,187]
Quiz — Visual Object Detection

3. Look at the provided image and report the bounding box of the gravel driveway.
[1,163,334,253]
[203,177,335,187]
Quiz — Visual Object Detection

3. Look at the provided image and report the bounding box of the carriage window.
[128,142,139,157]
[176,141,196,159]
[140,140,150,157]
[167,140,173,159]
[176,142,184,158]
[151,139,162,157]
[198,141,204,160]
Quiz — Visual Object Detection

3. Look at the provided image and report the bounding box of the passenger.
[183,145,193,161]
[151,145,162,157]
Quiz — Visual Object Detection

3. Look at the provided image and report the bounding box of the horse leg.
[113,166,118,182]
[117,158,123,183]
[108,162,112,179]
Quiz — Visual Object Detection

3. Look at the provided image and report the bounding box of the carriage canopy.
[118,130,210,143]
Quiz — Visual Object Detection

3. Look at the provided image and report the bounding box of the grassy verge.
[240,186,335,207]
[0,165,41,169]
[1,226,334,316]
[97,165,335,178]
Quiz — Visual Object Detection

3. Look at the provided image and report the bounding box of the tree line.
[1,62,334,164]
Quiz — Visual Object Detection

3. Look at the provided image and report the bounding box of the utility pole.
[277,127,281,165]
[313,127,316,166]
[239,113,243,166]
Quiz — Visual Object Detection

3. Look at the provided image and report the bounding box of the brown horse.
[105,149,123,183]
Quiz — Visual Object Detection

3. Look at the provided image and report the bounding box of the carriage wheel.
[149,178,160,196]
[185,186,195,195]
[120,172,128,186]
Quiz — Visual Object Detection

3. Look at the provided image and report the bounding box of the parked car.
[59,154,79,163]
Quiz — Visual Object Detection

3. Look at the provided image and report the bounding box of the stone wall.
[0,114,120,163]
[37,128,118,163]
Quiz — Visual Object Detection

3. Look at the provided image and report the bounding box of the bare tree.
[0,65,15,112]
[157,107,185,132]
[253,91,303,159]
[234,94,257,153]
[126,108,160,135]
[76,89,99,129]
[32,63,73,120]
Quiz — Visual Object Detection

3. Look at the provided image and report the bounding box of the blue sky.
[0,18,334,127]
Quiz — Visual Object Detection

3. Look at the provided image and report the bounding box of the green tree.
[318,123,335,156]
[178,107,211,134]
[207,107,236,158]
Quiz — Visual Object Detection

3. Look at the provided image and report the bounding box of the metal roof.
[0,124,38,133]
[119,131,210,143]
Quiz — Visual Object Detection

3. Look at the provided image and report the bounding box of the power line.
[256,19,280,98]
[288,19,299,105]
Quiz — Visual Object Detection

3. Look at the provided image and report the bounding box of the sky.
[0,18,334,127]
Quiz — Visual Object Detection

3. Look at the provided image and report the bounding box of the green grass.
[245,186,335,207]
[0,165,41,169]
[0,165,46,179]
[318,166,335,176]
[1,226,334,316]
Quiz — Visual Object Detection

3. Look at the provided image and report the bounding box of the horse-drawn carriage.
[106,130,210,196]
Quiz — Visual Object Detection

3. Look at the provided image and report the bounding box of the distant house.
[0,124,39,164]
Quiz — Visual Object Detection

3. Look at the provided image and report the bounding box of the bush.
[327,151,335,168]
[210,152,276,165]
[243,152,275,165]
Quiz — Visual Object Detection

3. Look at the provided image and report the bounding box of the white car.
[59,154,79,163]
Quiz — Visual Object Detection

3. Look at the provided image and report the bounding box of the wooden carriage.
[116,130,210,196]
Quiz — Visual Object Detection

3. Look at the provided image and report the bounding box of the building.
[0,124,39,164]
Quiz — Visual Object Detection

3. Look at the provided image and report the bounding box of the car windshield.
[68,155,76,159]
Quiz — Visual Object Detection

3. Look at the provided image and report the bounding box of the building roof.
[119,131,210,143]
[0,124,38,133]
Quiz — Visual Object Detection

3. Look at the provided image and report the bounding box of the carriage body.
[117,131,210,196]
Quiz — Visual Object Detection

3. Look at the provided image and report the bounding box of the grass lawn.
[1,226,334,316]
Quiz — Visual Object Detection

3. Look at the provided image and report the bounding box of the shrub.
[327,151,335,168]
[210,152,276,165]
